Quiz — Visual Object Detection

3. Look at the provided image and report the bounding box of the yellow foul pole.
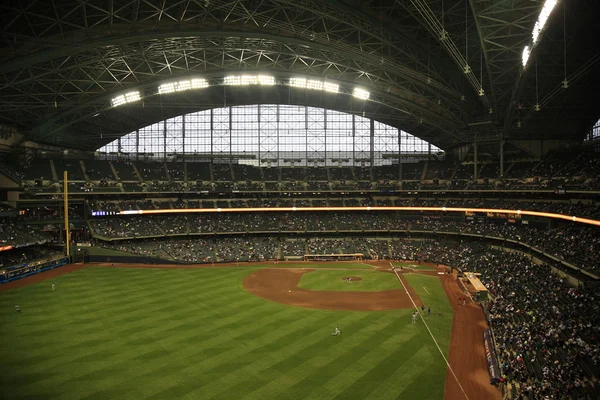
[63,170,70,258]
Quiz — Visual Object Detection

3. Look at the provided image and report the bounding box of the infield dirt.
[243,267,419,311]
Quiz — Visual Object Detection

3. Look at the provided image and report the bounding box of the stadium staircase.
[420,161,428,181]
[108,161,120,180]
[49,160,58,181]
[132,163,143,181]
[477,163,487,178]
[528,159,546,177]
[503,162,516,176]
[449,163,460,180]
[230,162,236,181]
[164,163,172,181]
[80,160,90,181]
[554,153,584,178]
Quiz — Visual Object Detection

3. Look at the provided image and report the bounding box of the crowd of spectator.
[6,151,600,193]
[0,245,64,268]
[95,236,395,262]
[383,239,600,400]
[90,216,163,238]
[87,213,600,275]
[0,219,54,247]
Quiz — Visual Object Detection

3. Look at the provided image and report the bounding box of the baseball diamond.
[1,1,599,399]
[1,260,499,400]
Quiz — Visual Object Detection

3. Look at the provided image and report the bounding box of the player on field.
[52,283,55,291]
[332,326,341,336]
[412,312,418,324]
[15,305,20,313]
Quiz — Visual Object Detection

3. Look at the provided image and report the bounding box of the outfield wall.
[86,255,183,265]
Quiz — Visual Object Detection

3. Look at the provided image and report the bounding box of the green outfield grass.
[391,261,438,271]
[297,270,399,292]
[272,262,374,269]
[402,274,453,355]
[0,266,452,400]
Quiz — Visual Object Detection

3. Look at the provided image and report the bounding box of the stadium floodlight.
[323,82,339,93]
[125,92,140,102]
[532,0,558,43]
[522,46,530,67]
[306,80,323,90]
[290,77,307,88]
[191,78,209,89]
[241,75,258,85]
[177,80,192,91]
[258,75,275,85]
[158,78,208,94]
[224,76,242,85]
[158,83,176,94]
[353,88,370,100]
[111,95,126,107]
[111,91,140,107]
[224,75,267,85]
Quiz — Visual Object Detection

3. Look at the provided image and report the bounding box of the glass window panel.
[95,104,439,165]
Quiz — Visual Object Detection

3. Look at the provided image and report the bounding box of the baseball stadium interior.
[1,1,600,399]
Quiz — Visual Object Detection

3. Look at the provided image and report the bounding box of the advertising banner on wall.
[483,329,501,384]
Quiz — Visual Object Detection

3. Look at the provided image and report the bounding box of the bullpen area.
[0,261,498,400]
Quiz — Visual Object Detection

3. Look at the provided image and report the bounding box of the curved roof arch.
[40,77,466,151]
[1,0,598,150]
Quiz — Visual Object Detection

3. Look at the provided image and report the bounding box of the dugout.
[463,272,489,301]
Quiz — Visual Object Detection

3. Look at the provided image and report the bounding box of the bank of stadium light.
[224,75,242,85]
[290,77,338,93]
[323,82,339,93]
[522,0,558,67]
[258,75,275,85]
[353,88,370,100]
[111,91,140,107]
[306,80,323,90]
[290,77,307,88]
[224,75,275,86]
[522,46,530,67]
[532,0,558,44]
[158,78,208,94]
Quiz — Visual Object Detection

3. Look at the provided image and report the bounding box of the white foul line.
[423,286,430,295]
[392,267,470,400]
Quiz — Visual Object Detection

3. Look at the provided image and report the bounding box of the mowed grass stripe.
[363,346,435,400]
[77,301,319,394]
[402,274,453,356]
[178,311,373,400]
[1,268,260,370]
[87,311,339,399]
[327,333,430,400]
[242,310,415,400]
[11,290,275,380]
[0,266,453,400]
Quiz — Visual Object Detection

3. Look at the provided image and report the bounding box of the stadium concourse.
[1,0,600,399]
